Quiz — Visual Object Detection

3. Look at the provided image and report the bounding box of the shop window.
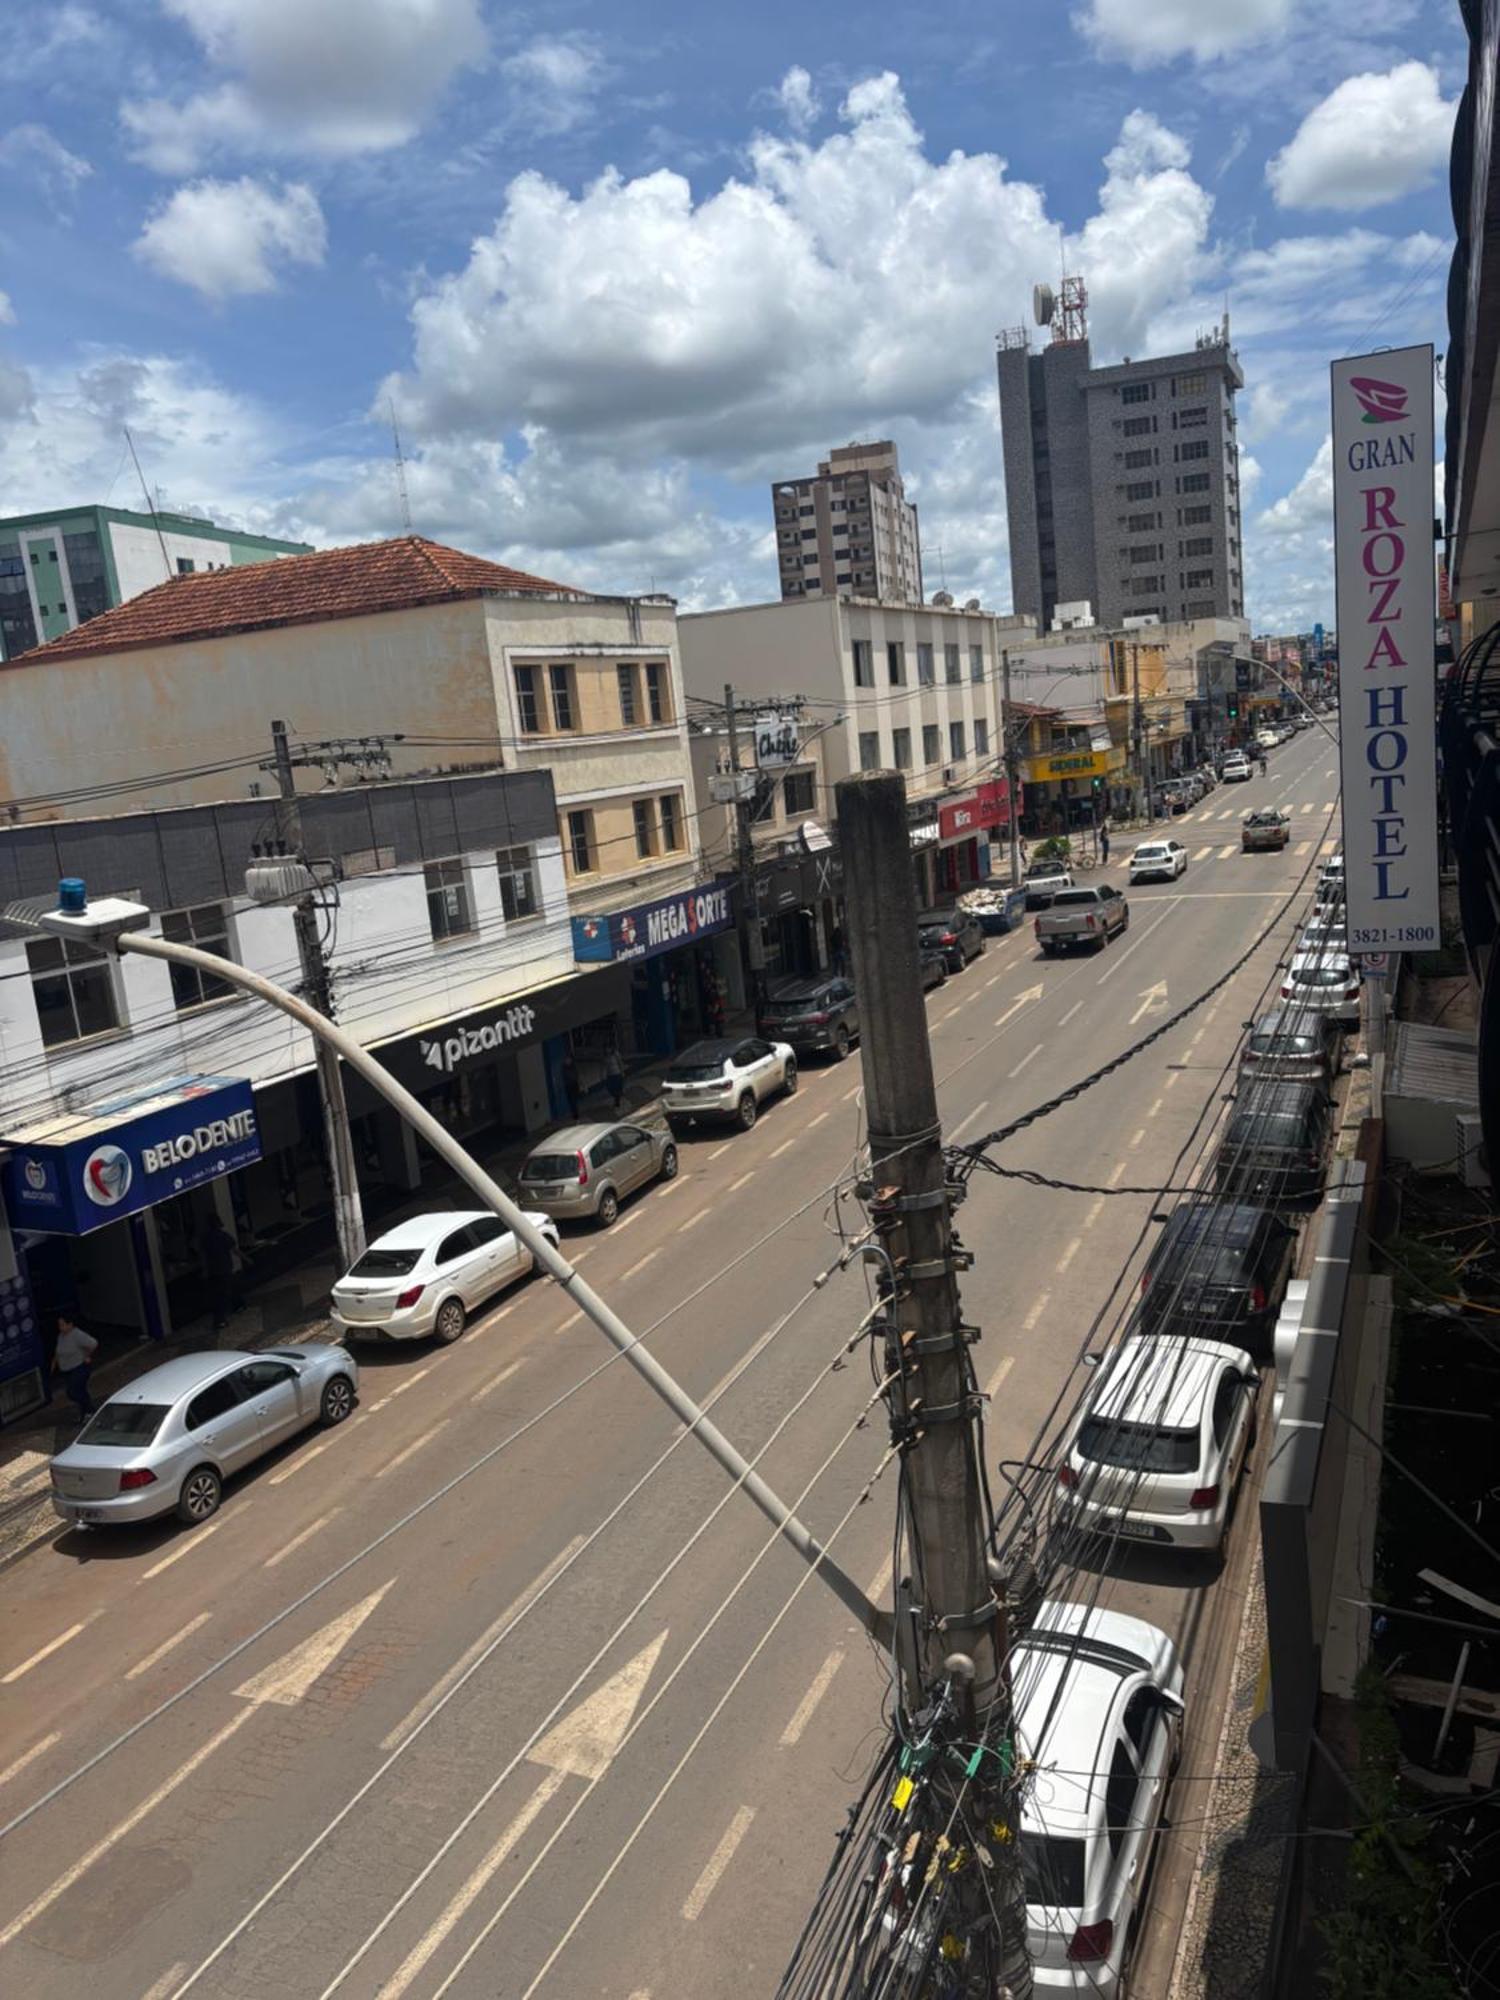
[633,798,657,858]
[548,664,577,731]
[567,809,595,874]
[424,858,475,940]
[514,665,543,734]
[944,644,961,685]
[892,727,912,769]
[922,723,941,767]
[949,719,966,762]
[160,901,234,1009]
[782,768,816,815]
[27,934,120,1048]
[659,793,683,849]
[858,730,881,771]
[645,661,669,723]
[617,663,639,726]
[496,844,539,921]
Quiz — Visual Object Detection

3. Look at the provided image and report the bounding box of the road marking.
[1300,802,1314,814]
[985,1352,1016,1398]
[374,1421,449,1479]
[1217,809,1235,821]
[1218,842,1237,859]
[264,1510,339,1569]
[1,1609,102,1684]
[1085,1197,1105,1227]
[984,971,1004,988]
[709,1142,733,1160]
[126,1613,212,1681]
[1059,1000,1083,1028]
[474,1358,525,1402]
[1021,1294,1050,1333]
[1130,1127,1146,1149]
[143,1522,222,1580]
[1164,1070,1180,1089]
[679,1207,709,1232]
[683,1804,757,1922]
[1055,1237,1082,1274]
[381,1536,588,1751]
[622,1247,663,1280]
[1147,1095,1164,1118]
[140,1964,190,2000]
[769,1136,798,1159]
[993,982,1044,1030]
[1294,839,1312,856]
[808,1110,831,1129]
[654,1174,684,1195]
[842,1081,862,1100]
[612,1210,643,1235]
[0,1706,256,1950]
[947,1099,990,1142]
[727,1171,754,1193]
[234,1582,395,1708]
[368,1363,434,1413]
[780,1650,845,1748]
[1107,1162,1126,1186]
[557,1310,584,1331]
[1129,981,1168,1025]
[1007,1043,1042,1078]
[0,1731,60,1792]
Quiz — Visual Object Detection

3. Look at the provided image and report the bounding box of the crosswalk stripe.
[1300,802,1314,814]
[1218,842,1237,859]
[1218,809,1235,821]
[1294,840,1312,856]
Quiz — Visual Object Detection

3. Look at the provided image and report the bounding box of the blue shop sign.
[1,1075,261,1237]
[572,880,735,965]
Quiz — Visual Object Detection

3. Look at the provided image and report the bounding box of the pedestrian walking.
[605,1042,625,1115]
[1099,825,1111,866]
[829,922,847,980]
[53,1313,98,1423]
[203,1214,241,1332]
[1258,752,1268,779]
[561,1046,581,1121]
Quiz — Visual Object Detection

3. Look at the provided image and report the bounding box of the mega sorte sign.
[1331,346,1439,953]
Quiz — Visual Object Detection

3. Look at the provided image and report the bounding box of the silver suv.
[517,1118,678,1227]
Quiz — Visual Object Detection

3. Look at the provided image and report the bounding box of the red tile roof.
[7,535,582,666]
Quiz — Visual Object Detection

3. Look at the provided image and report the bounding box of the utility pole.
[267,721,366,1269]
[1131,642,1155,825]
[837,768,1032,1997]
[724,684,764,1020]
[1001,647,1023,889]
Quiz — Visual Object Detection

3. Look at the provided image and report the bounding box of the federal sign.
[1331,345,1440,953]
[571,880,734,965]
[1,1076,261,1236]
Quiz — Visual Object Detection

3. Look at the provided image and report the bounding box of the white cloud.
[776,66,821,136]
[134,178,327,300]
[0,293,14,327]
[1248,436,1334,628]
[1078,0,1293,66]
[1267,60,1456,210]
[0,125,93,207]
[499,35,606,137]
[1072,111,1213,357]
[122,0,486,171]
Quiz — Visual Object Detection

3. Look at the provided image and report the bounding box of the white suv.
[661,1035,796,1131]
[331,1209,559,1344]
[1128,839,1187,883]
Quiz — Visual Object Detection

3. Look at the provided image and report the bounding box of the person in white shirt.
[53,1314,99,1422]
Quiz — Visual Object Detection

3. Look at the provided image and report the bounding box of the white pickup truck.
[1035,883,1130,954]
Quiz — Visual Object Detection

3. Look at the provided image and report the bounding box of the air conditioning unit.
[942,765,957,784]
[1458,1111,1489,1189]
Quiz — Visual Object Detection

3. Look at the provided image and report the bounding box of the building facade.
[998,324,1245,632]
[0,504,309,660]
[770,441,924,605]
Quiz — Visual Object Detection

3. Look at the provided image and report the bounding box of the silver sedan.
[50,1344,358,1530]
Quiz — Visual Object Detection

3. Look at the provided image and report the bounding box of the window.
[923,723,942,766]
[27,935,119,1048]
[858,730,881,771]
[645,661,668,723]
[974,716,989,757]
[566,809,594,873]
[1122,415,1153,437]
[185,1376,241,1431]
[1130,575,1163,595]
[1180,471,1211,494]
[1105,1743,1139,1860]
[632,798,657,858]
[1121,381,1152,404]
[659,792,682,849]
[617,663,639,726]
[944,643,961,685]
[176,557,195,574]
[1128,544,1160,563]
[1124,448,1155,469]
[1181,537,1213,557]
[160,902,233,1009]
[1123,1687,1166,1763]
[1177,405,1208,429]
[514,665,542,734]
[1175,370,1208,396]
[1185,599,1217,618]
[496,845,539,921]
[62,530,109,624]
[970,645,984,683]
[548,664,576,730]
[782,768,816,815]
[1127,512,1158,532]
[1180,504,1212,526]
[1124,480,1156,502]
[1211,1372,1243,1449]
[852,639,874,687]
[1183,568,1214,589]
[425,859,474,940]
[1178,439,1210,462]
[917,642,935,685]
[949,719,966,761]
[886,641,906,686]
[892,727,912,769]
[801,528,816,540]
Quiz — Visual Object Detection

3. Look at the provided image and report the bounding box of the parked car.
[1221,752,1252,782]
[1281,952,1361,1027]
[1242,810,1290,852]
[959,885,1029,934]
[50,1345,358,1529]
[917,906,986,971]
[518,1118,678,1226]
[1036,884,1130,955]
[332,1209,559,1343]
[1298,907,1347,956]
[661,1034,797,1131]
[1158,780,1191,815]
[1137,1201,1296,1361]
[759,975,860,1061]
[1013,1601,1184,1994]
[1024,859,1074,911]
[1059,1335,1259,1552]
[1239,1007,1340,1083]
[1214,1077,1332,1204]
[919,947,951,991]
[1255,729,1280,752]
[1194,764,1219,793]
[1129,839,1188,884]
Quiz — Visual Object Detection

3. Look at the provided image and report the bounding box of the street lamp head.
[7,881,153,943]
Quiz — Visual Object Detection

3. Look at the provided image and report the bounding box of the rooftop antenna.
[124,427,173,580]
[388,398,413,536]
[933,541,948,592]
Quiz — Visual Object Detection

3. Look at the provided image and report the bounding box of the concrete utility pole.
[837,768,1031,1996]
[1131,643,1155,825]
[268,720,366,1269]
[724,684,764,1019]
[1001,647,1023,890]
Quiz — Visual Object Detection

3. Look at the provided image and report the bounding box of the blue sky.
[0,0,1465,629]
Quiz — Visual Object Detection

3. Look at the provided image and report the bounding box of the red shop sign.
[939,777,1010,842]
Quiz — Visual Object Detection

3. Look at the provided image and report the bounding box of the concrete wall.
[108,521,252,597]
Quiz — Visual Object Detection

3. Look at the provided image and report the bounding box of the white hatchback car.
[1281,952,1360,1026]
[1015,1600,1184,1994]
[1058,1336,1259,1551]
[330,1209,559,1344]
[1128,839,1187,883]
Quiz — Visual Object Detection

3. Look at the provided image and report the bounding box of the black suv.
[1214,1079,1331,1204]
[760,976,859,1061]
[917,907,986,972]
[1137,1201,1296,1360]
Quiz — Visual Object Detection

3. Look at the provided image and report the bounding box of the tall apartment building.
[998,317,1245,633]
[0,503,310,659]
[770,440,923,604]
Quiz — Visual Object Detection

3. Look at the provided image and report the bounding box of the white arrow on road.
[1129,982,1169,1026]
[375,1631,669,2000]
[234,1582,394,1707]
[993,982,1045,1030]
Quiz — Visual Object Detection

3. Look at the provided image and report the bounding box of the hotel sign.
[1330,346,1439,952]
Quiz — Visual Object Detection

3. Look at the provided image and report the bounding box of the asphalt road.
[0,726,1342,2000]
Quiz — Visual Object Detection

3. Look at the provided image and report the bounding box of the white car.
[661,1034,796,1131]
[1281,951,1360,1026]
[1221,753,1252,782]
[1129,839,1188,883]
[330,1209,559,1344]
[1058,1336,1258,1552]
[1299,907,1347,956]
[1014,1601,1184,1994]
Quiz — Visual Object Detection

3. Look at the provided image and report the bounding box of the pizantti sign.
[571,881,734,965]
[420,1003,537,1075]
[1330,346,1440,953]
